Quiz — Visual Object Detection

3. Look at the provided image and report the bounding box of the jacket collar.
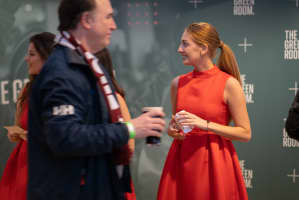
[62,45,89,66]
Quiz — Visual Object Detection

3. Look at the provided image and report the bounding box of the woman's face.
[177,31,205,67]
[25,42,44,75]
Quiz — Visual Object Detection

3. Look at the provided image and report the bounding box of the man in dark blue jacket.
[27,0,165,199]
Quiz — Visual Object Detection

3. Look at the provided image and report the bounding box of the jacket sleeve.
[39,71,129,158]
[286,91,299,141]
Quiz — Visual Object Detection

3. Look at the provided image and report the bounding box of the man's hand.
[130,109,166,139]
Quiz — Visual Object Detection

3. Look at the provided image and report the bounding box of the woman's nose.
[24,55,29,62]
[177,45,183,53]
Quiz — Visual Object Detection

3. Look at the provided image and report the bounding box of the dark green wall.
[0,0,298,199]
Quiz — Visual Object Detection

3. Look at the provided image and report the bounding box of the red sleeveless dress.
[0,101,28,200]
[157,66,248,200]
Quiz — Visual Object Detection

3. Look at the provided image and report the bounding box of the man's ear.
[80,12,93,29]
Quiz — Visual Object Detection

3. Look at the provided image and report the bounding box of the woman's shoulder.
[173,71,193,83]
[171,74,186,88]
[217,68,232,79]
[225,76,242,94]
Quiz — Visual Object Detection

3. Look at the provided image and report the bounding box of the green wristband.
[125,122,136,139]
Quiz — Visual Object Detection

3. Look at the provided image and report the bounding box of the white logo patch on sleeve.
[52,105,75,116]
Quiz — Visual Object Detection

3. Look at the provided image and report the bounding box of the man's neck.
[69,29,95,53]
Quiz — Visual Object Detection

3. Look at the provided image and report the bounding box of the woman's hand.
[5,126,27,142]
[176,111,208,131]
[168,116,185,140]
[8,132,21,142]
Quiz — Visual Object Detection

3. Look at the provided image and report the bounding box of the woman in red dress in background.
[96,48,136,200]
[0,32,55,200]
[157,22,251,200]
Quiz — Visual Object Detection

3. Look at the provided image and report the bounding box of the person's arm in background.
[167,76,185,140]
[286,90,299,141]
[116,93,135,154]
[6,88,27,142]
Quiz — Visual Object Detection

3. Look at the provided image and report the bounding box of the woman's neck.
[194,57,214,72]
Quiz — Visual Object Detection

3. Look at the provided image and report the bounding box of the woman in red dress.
[0,32,55,200]
[157,22,251,200]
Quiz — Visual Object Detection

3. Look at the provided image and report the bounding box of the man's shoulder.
[41,46,87,78]
[44,45,70,72]
[33,46,94,94]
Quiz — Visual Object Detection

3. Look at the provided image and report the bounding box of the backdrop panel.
[0,0,298,199]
